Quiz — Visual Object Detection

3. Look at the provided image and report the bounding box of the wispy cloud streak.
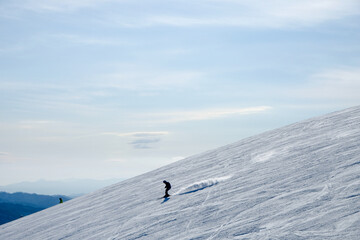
[104,132,169,137]
[100,70,204,91]
[294,67,360,101]
[146,106,272,123]
[47,34,129,46]
[110,0,360,29]
[5,0,360,29]
[129,138,161,149]
[104,131,169,149]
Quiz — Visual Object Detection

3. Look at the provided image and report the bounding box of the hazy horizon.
[0,178,123,196]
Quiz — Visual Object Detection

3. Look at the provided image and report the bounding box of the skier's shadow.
[161,197,170,204]
[178,186,207,195]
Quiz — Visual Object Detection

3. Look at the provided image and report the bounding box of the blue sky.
[1,0,360,185]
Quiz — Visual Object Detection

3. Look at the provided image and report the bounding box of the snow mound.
[175,175,232,195]
[1,106,360,239]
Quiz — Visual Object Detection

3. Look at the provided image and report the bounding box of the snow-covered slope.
[1,106,360,239]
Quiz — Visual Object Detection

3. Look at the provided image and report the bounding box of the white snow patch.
[332,129,359,139]
[335,211,360,232]
[251,150,277,163]
[175,175,232,195]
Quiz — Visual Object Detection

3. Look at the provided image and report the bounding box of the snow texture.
[1,106,360,239]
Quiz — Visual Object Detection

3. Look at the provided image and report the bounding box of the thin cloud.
[146,106,272,123]
[106,158,128,163]
[15,120,63,130]
[100,70,205,91]
[109,0,360,29]
[1,68,204,94]
[129,138,161,149]
[19,0,106,12]
[7,1,359,29]
[0,45,25,54]
[103,131,169,149]
[295,67,360,101]
[47,34,129,46]
[104,131,169,137]
[0,152,19,163]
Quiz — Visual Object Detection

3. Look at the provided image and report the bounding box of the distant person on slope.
[163,180,171,197]
[59,198,63,204]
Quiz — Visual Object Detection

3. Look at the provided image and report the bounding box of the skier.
[163,180,171,198]
[59,198,63,204]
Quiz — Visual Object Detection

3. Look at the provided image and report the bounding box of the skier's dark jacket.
[163,181,171,190]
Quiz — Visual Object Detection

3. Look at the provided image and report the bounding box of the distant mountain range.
[0,178,124,225]
[0,178,124,197]
[0,202,43,225]
[0,192,70,225]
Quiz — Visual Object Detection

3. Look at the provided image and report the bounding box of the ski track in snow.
[1,106,360,239]
[174,175,232,195]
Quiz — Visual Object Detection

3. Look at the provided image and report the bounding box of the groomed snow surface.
[1,106,360,239]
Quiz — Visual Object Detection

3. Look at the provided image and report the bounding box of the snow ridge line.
[175,176,232,195]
